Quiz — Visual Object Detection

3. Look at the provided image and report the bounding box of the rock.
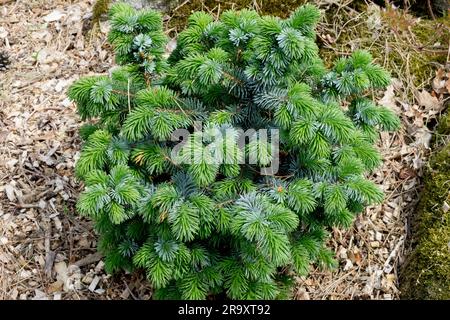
[123,0,179,12]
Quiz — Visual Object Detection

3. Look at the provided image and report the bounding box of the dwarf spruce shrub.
[68,2,400,299]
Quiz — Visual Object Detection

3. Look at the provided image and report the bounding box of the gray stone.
[123,0,180,12]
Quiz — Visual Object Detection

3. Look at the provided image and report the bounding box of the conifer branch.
[69,2,399,300]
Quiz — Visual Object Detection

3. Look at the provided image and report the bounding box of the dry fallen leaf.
[47,280,63,293]
[413,128,433,149]
[348,249,362,265]
[416,90,441,110]
[432,68,450,95]
[379,84,397,109]
[399,167,416,179]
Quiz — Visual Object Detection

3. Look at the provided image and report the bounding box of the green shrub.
[68,2,400,299]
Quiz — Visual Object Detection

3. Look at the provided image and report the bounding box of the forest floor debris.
[0,0,449,300]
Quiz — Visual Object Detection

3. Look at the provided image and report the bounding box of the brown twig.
[427,0,436,20]
[73,252,104,268]
[122,280,140,300]
[172,0,190,13]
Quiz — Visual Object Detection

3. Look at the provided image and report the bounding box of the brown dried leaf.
[416,90,441,111]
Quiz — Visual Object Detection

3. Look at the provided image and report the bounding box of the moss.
[409,16,450,84]
[437,112,450,135]
[431,109,450,148]
[400,113,450,300]
[93,0,111,24]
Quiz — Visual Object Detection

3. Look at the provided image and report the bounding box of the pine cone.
[0,50,10,71]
